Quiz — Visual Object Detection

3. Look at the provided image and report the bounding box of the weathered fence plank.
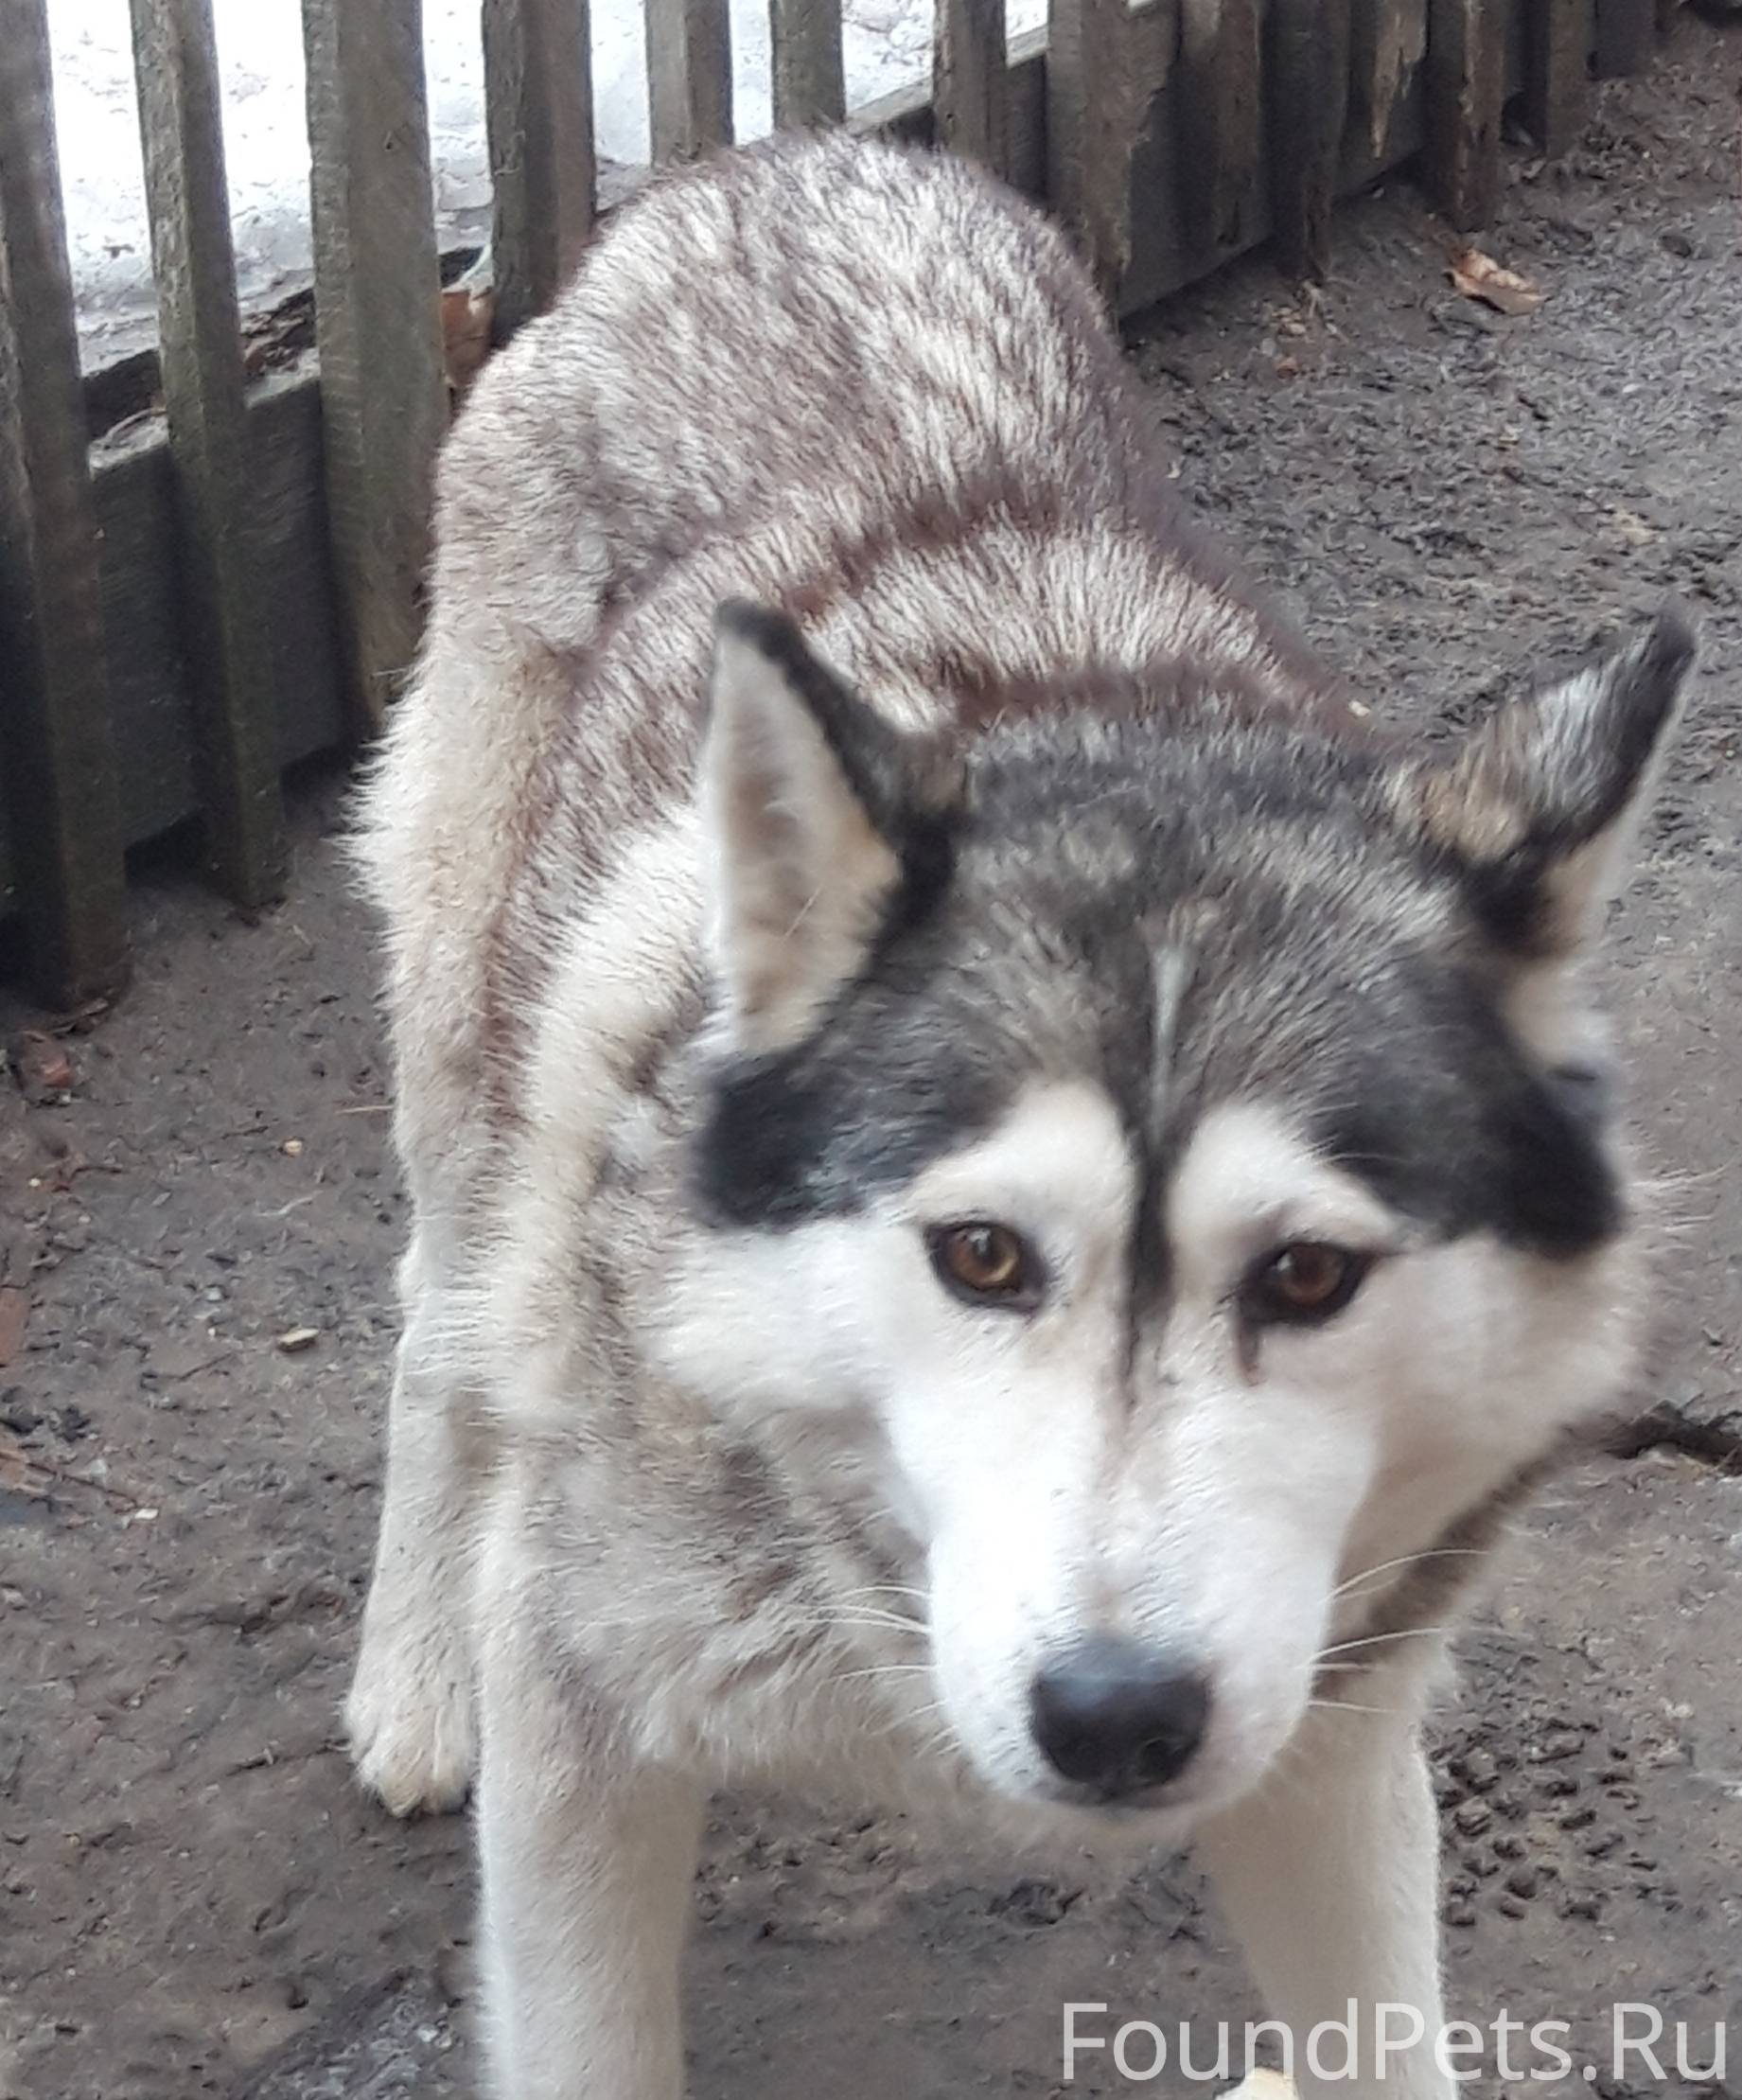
[866,22,1047,194]
[1267,0,1352,279]
[484,0,596,337]
[130,0,288,909]
[1178,0,1263,262]
[770,0,847,128]
[0,0,130,1002]
[1425,0,1505,229]
[1047,0,1148,297]
[1345,0,1429,188]
[301,0,447,736]
[933,0,1009,175]
[1522,0,1593,151]
[1593,0,1654,73]
[93,374,347,849]
[645,0,733,157]
[2,0,1697,970]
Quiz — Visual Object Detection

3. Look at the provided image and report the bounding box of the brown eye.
[927,1223,1041,1309]
[1244,1242,1370,1327]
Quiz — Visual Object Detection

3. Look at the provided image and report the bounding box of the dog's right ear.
[700,602,960,1056]
[1401,607,1696,961]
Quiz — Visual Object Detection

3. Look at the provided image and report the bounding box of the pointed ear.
[699,601,961,1056]
[1402,608,1697,959]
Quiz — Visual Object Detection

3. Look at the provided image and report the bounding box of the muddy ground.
[3,22,1740,2100]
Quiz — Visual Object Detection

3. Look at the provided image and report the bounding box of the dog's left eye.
[1242,1241,1371,1327]
[926,1222,1043,1310]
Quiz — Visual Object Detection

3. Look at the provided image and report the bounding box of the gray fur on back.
[364,133,1340,1125]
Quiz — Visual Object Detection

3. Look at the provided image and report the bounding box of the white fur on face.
[656,1086,1636,1827]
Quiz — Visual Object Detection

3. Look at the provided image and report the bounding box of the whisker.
[792,1607,930,1639]
[1314,1625,1454,1662]
[819,1607,927,1630]
[1328,1549,1486,1604]
[877,1695,954,1738]
[831,1664,937,1685]
[1307,1698,1399,1719]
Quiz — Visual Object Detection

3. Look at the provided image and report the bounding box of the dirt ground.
[4,24,1740,2100]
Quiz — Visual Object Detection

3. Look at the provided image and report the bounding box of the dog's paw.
[346,1636,476,1817]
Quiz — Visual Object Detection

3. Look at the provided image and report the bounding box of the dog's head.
[665,600,1694,1828]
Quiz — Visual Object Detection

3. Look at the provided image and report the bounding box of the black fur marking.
[693,698,1632,1262]
[1544,1059,1612,1135]
[1312,968,1622,1259]
[694,1033,1012,1228]
[1459,846,1555,955]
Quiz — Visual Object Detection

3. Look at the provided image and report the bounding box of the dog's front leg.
[1197,1680,1451,2100]
[477,1619,704,2100]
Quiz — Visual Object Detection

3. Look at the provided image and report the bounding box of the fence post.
[0,0,130,1005]
[1177,0,1263,262]
[933,0,1009,177]
[1047,0,1146,298]
[1593,0,1654,74]
[770,0,847,128]
[301,0,447,737]
[1424,0,1504,230]
[484,0,596,340]
[1267,0,1352,279]
[644,0,733,158]
[1347,0,1430,179]
[1523,0,1593,152]
[130,0,289,909]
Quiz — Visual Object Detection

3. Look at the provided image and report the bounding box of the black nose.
[1029,1637,1211,1797]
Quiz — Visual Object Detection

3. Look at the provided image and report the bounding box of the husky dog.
[347,132,1692,2099]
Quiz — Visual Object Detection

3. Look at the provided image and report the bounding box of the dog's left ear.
[1402,607,1697,959]
[700,601,961,1056]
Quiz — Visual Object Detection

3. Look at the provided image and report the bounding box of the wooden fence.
[0,0,1693,1002]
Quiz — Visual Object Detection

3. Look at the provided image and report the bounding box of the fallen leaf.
[443,282,496,401]
[8,1030,74,1102]
[276,1327,320,1354]
[1449,245,1544,317]
[0,1286,26,1368]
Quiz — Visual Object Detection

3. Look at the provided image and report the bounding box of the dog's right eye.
[926,1223,1043,1311]
[1242,1241,1372,1328]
